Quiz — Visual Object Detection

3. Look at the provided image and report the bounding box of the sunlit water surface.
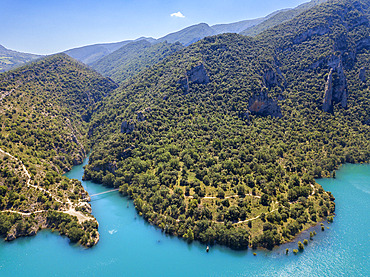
[0,159,369,276]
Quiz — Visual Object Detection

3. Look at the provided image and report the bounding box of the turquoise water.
[0,160,369,276]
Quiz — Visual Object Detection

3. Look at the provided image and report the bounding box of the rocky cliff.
[359,67,366,82]
[121,120,135,134]
[322,57,348,113]
[248,91,282,118]
[179,63,210,93]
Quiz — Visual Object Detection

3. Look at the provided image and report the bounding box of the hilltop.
[91,40,184,84]
[0,54,117,246]
[0,44,41,72]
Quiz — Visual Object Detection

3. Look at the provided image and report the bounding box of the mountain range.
[67,0,328,67]
[0,0,328,74]
[0,44,41,72]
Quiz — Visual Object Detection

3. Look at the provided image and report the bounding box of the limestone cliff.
[323,69,334,113]
[248,91,282,118]
[322,58,348,113]
[121,120,135,134]
[179,63,210,92]
[359,67,366,82]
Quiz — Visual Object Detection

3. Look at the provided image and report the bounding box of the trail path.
[1,210,46,216]
[0,147,93,223]
[188,193,261,200]
[234,208,278,224]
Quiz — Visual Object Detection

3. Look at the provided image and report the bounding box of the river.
[0,159,369,276]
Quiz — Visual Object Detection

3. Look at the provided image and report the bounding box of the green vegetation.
[0,0,369,251]
[91,41,184,84]
[83,0,369,250]
[240,0,327,37]
[0,44,41,72]
[298,241,305,250]
[0,54,117,246]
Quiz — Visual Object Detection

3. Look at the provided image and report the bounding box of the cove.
[0,159,369,277]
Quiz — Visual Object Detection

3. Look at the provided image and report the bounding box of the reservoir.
[0,159,369,276]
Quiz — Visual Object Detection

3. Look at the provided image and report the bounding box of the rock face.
[359,67,366,82]
[323,69,334,113]
[322,61,348,113]
[248,91,282,118]
[121,120,135,134]
[263,68,279,89]
[293,26,330,45]
[179,63,210,92]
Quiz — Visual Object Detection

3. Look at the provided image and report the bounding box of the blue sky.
[1,0,308,54]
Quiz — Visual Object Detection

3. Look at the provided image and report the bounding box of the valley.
[0,0,369,253]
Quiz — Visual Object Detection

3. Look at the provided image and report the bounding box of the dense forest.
[0,54,117,246]
[84,0,369,250]
[91,41,184,84]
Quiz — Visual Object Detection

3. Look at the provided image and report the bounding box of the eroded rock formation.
[322,60,348,113]
[121,120,135,134]
[359,67,366,82]
[248,91,282,118]
[179,63,210,92]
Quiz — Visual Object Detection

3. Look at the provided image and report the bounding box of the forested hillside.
[0,54,117,246]
[64,37,157,65]
[91,41,184,84]
[241,0,327,36]
[0,44,41,72]
[84,0,370,250]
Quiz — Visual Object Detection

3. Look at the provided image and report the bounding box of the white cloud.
[170,11,185,18]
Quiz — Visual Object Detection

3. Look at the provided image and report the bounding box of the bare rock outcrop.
[248,91,282,118]
[121,120,135,134]
[322,60,348,113]
[359,67,366,82]
[293,26,330,45]
[179,63,210,92]
[323,69,334,113]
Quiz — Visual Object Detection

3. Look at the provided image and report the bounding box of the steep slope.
[158,23,216,46]
[211,10,283,34]
[64,41,132,65]
[0,54,117,246]
[0,44,41,72]
[241,0,328,36]
[84,0,369,250]
[91,41,184,84]
[64,37,156,65]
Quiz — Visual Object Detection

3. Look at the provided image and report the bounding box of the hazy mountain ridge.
[91,40,184,84]
[64,37,156,65]
[86,0,327,82]
[0,44,41,72]
[241,0,328,36]
[1,0,325,73]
